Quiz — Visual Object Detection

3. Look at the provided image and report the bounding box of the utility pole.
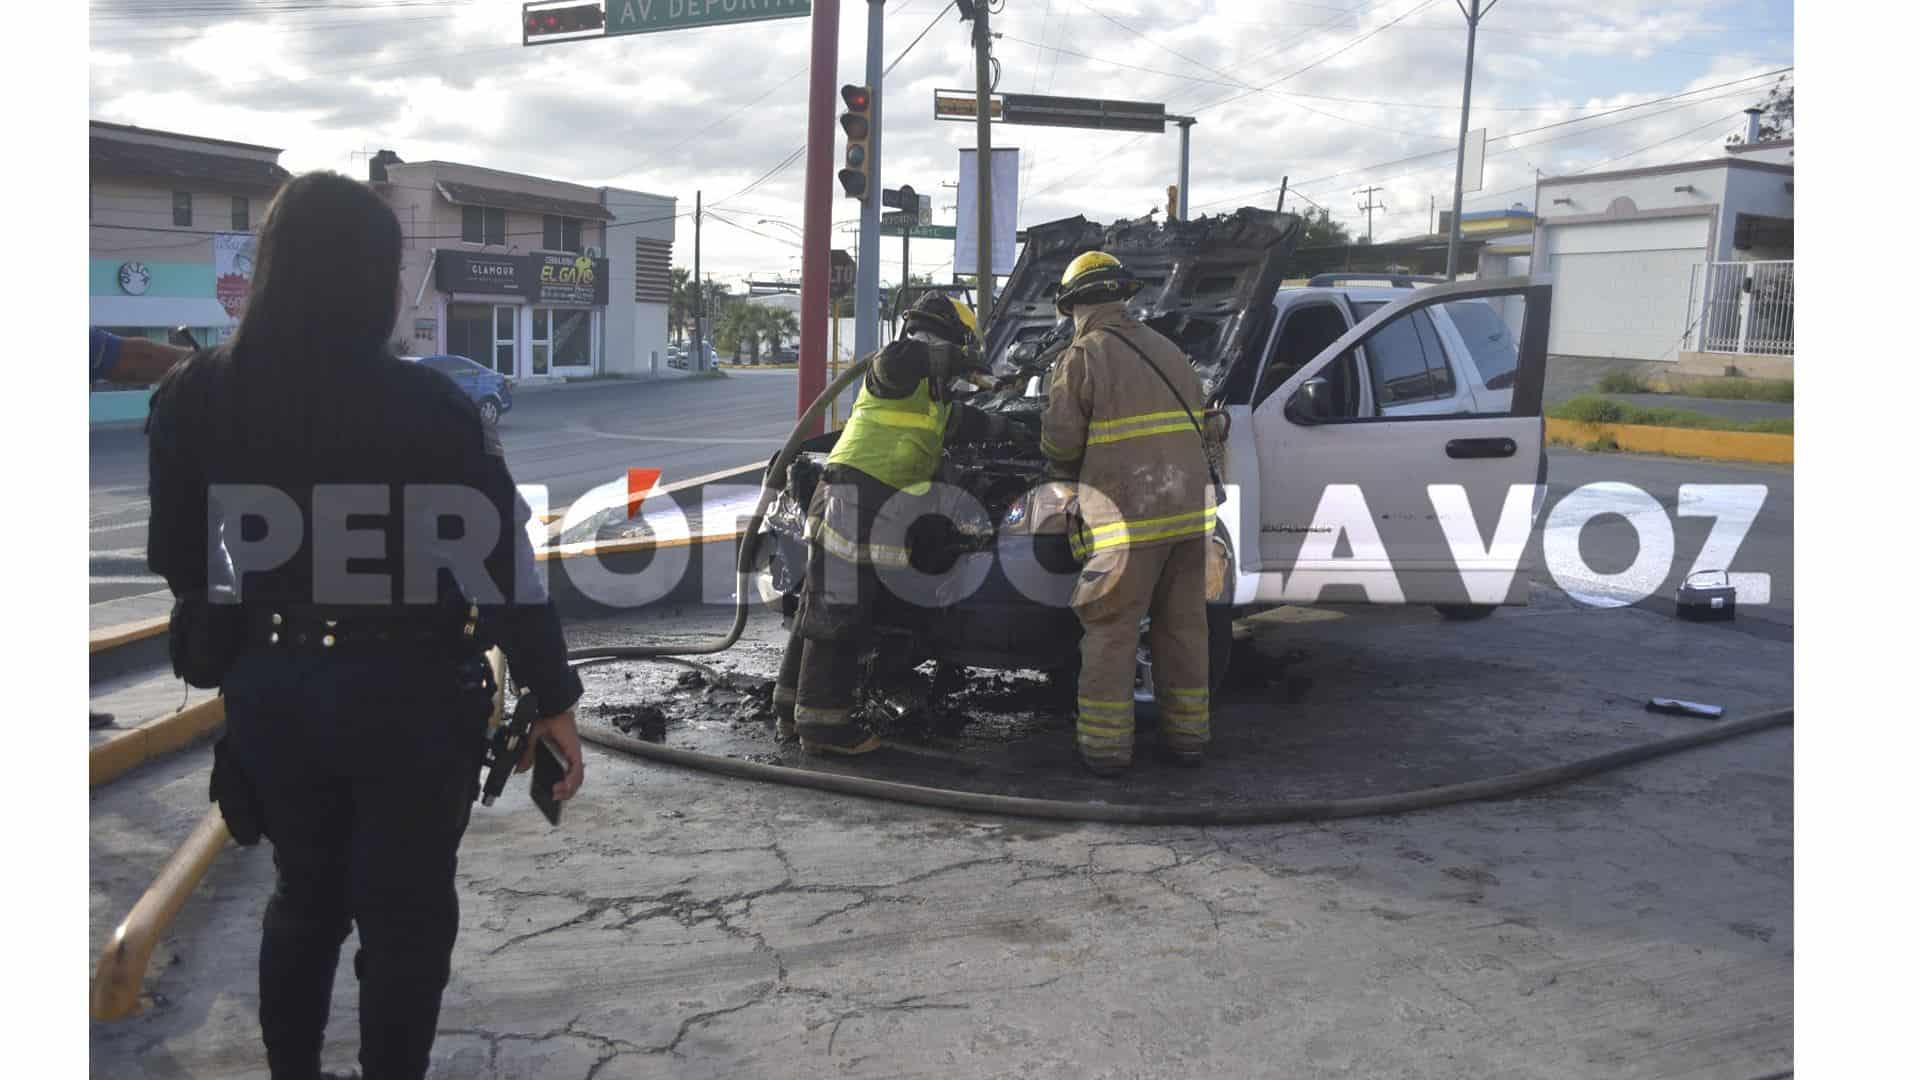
[1445,0,1497,280]
[971,0,994,325]
[1429,193,1436,236]
[1354,185,1385,245]
[854,0,884,363]
[702,192,710,374]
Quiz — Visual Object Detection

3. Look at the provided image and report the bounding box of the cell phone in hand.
[530,737,566,826]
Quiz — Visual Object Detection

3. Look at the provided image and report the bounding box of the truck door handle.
[1446,437,1517,459]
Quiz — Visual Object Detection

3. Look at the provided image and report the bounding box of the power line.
[886,1,957,76]
[1188,68,1790,212]
[1021,0,1426,203]
[1289,88,1777,220]
[704,210,804,249]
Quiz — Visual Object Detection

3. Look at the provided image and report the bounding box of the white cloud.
[88,0,1791,281]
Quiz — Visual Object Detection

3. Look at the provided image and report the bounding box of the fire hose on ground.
[560,354,1793,824]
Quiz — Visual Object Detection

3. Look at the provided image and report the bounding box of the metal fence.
[1688,260,1794,355]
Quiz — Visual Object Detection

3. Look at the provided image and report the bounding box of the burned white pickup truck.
[758,207,1552,690]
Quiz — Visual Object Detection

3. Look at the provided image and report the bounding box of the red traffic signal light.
[839,84,873,201]
[523,3,605,43]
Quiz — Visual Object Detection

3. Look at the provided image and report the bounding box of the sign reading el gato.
[531,253,608,305]
[435,250,610,306]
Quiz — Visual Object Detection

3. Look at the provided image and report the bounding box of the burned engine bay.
[767,206,1301,580]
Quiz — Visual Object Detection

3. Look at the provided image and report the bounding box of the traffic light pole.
[798,0,841,431]
[853,1,883,363]
[972,1,994,325]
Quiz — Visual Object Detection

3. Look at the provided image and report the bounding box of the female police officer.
[146,171,584,1080]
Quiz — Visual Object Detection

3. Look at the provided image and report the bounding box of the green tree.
[1300,206,1354,247]
[668,267,692,344]
[1733,76,1793,142]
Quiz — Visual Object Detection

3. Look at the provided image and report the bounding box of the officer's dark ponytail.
[228,171,403,380]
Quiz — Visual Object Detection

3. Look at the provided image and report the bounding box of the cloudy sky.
[89,0,1793,287]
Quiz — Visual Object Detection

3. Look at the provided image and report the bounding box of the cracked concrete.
[90,597,1791,1078]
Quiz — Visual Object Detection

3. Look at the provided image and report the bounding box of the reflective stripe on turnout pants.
[792,466,915,732]
[1070,537,1211,765]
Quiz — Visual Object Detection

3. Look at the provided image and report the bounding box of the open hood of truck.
[981,206,1301,400]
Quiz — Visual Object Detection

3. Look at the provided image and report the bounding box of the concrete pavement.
[89,594,1793,1078]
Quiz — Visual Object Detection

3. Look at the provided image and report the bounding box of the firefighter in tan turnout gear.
[1041,251,1215,776]
[773,292,1028,755]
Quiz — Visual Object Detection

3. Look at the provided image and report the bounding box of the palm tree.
[758,307,799,358]
[668,267,692,345]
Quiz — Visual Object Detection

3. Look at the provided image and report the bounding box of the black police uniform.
[146,347,582,1080]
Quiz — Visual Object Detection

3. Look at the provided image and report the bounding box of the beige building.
[89,120,291,345]
[369,151,675,380]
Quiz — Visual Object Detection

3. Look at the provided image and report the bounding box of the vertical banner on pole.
[955,148,1020,277]
[1462,128,1487,194]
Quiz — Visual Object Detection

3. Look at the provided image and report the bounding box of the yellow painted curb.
[90,698,225,788]
[91,807,231,1021]
[1546,418,1793,465]
[540,529,743,563]
[89,615,169,654]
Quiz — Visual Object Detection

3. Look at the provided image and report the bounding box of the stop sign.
[829,250,855,300]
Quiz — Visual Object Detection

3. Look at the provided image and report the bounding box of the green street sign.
[880,224,957,240]
[605,0,810,36]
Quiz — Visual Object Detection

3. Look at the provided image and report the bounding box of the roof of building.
[90,131,292,192]
[1727,137,1793,156]
[1538,154,1792,187]
[1458,207,1533,222]
[434,180,615,222]
[89,119,283,155]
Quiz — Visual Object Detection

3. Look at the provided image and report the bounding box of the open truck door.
[1244,277,1553,608]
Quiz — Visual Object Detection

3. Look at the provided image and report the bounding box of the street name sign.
[606,0,810,37]
[880,224,957,240]
[934,89,1004,122]
[1000,93,1167,133]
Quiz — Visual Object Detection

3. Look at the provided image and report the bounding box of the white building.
[1532,132,1793,363]
[371,151,675,380]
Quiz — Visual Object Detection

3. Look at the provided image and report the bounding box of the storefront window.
[530,308,592,372]
[494,305,517,375]
[447,303,491,364]
[530,309,551,376]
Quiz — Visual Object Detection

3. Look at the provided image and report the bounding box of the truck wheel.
[1434,604,1497,621]
[1207,605,1234,693]
[1133,606,1236,721]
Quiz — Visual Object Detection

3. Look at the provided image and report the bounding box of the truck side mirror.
[1285,377,1333,425]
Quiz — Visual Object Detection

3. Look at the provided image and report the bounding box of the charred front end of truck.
[758,206,1300,675]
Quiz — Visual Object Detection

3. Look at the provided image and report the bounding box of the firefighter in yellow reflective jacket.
[1041,251,1215,776]
[774,292,1028,755]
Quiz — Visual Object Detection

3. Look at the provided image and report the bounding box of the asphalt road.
[88,371,1791,634]
[87,370,801,610]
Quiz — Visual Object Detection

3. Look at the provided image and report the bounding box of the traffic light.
[839,84,873,201]
[523,2,605,45]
